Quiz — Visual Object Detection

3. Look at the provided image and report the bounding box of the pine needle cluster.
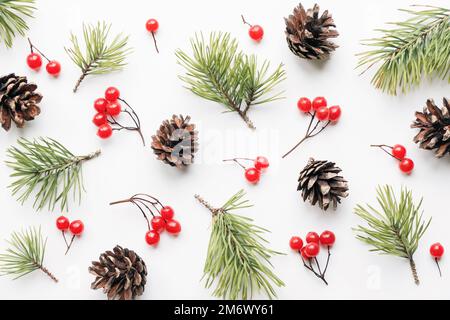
[0,0,35,48]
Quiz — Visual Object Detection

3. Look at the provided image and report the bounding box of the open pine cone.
[0,73,42,131]
[298,158,349,211]
[151,114,199,168]
[412,98,450,158]
[89,246,148,300]
[285,3,339,60]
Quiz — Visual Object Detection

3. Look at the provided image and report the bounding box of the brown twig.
[195,195,220,217]
[108,98,145,146]
[39,265,59,283]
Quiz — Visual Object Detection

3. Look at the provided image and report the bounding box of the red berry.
[27,53,42,70]
[392,145,407,160]
[151,216,166,233]
[316,107,330,121]
[255,156,269,170]
[145,230,160,246]
[56,216,70,231]
[399,158,414,174]
[106,101,122,116]
[328,106,342,122]
[320,231,336,246]
[97,124,113,139]
[245,168,261,184]
[301,247,310,260]
[430,243,444,259]
[289,236,304,251]
[46,61,61,76]
[304,243,320,258]
[249,25,264,41]
[94,98,109,113]
[69,220,84,236]
[166,220,181,235]
[105,87,120,102]
[92,113,108,127]
[146,19,159,32]
[161,206,175,220]
[312,97,327,111]
[306,232,320,244]
[297,97,312,113]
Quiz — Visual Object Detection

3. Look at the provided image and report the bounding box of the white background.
[0,0,449,300]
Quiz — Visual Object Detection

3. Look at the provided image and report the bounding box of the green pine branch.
[356,5,450,95]
[354,186,431,285]
[6,137,101,212]
[65,21,131,93]
[0,0,35,48]
[195,190,284,300]
[176,33,286,130]
[0,227,58,282]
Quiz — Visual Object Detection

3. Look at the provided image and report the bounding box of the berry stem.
[65,235,76,255]
[108,98,145,146]
[322,246,332,277]
[435,258,443,277]
[370,144,398,160]
[241,14,253,27]
[61,230,69,248]
[301,256,328,285]
[38,265,59,283]
[150,32,159,53]
[28,38,51,62]
[223,158,253,170]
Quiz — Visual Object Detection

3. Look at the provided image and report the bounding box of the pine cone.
[89,245,148,300]
[151,114,199,168]
[0,73,42,131]
[285,3,339,60]
[412,98,450,158]
[298,158,349,211]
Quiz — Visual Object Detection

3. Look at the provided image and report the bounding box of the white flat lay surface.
[0,0,449,300]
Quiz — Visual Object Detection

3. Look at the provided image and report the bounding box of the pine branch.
[0,0,35,48]
[6,137,101,212]
[357,5,450,95]
[0,227,58,282]
[354,186,431,285]
[65,22,131,93]
[195,190,284,300]
[176,33,286,130]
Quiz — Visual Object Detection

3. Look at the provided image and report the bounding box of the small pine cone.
[298,158,349,211]
[412,98,450,158]
[89,245,148,300]
[285,3,339,60]
[0,73,42,131]
[151,114,199,168]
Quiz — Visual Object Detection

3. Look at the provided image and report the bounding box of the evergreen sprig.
[357,5,450,95]
[354,186,431,285]
[195,190,284,300]
[176,33,286,130]
[6,137,101,212]
[65,21,131,93]
[0,227,58,282]
[0,0,35,48]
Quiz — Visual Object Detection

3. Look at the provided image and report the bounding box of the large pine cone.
[0,74,42,131]
[151,114,199,168]
[89,246,148,300]
[285,3,339,60]
[298,158,349,211]
[412,98,450,158]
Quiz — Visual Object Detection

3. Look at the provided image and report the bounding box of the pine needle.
[356,5,450,95]
[0,0,35,48]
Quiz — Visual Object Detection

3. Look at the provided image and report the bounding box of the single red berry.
[166,220,182,235]
[92,113,108,127]
[392,145,407,160]
[245,168,261,184]
[249,25,264,41]
[312,97,327,111]
[46,61,61,76]
[328,106,342,122]
[316,107,330,121]
[304,243,320,258]
[301,247,310,260]
[27,53,42,70]
[145,230,160,246]
[146,19,159,32]
[320,231,336,246]
[56,216,70,231]
[105,87,120,102]
[297,97,312,113]
[106,101,122,116]
[97,124,113,139]
[399,158,414,174]
[289,236,304,251]
[161,206,175,220]
[255,156,269,170]
[151,216,166,233]
[94,98,109,113]
[430,243,444,259]
[69,220,84,236]
[306,232,320,244]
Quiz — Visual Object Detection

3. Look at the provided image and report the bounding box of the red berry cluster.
[56,216,84,255]
[430,243,445,277]
[371,144,415,174]
[241,15,264,42]
[224,156,270,184]
[290,230,336,285]
[145,18,160,53]
[110,194,181,247]
[26,38,61,76]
